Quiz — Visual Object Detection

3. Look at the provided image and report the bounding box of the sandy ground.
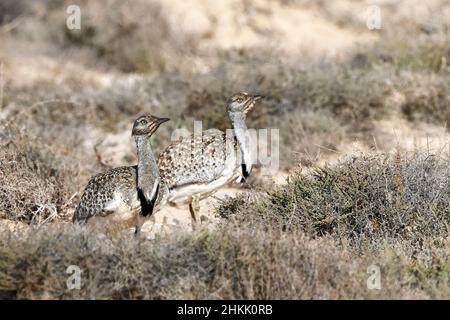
[315,118,450,172]
[162,0,376,54]
[0,0,376,86]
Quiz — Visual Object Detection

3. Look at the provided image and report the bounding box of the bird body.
[73,115,169,233]
[157,128,242,206]
[153,93,262,227]
[73,93,261,233]
[74,166,140,223]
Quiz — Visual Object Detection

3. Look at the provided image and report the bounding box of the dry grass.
[219,152,450,247]
[0,122,78,224]
[1,203,449,299]
[1,0,450,300]
[0,0,27,25]
[398,72,450,127]
[0,151,449,299]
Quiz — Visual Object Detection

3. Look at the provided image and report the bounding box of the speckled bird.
[154,92,262,228]
[73,114,169,233]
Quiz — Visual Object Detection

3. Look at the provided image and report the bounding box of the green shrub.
[218,152,450,246]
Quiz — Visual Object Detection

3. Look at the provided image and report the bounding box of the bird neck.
[134,135,160,199]
[229,112,253,176]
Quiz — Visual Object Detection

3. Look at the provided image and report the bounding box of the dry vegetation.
[2,152,449,299]
[0,0,449,299]
[219,152,450,245]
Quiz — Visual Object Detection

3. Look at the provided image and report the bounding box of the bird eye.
[236,98,243,103]
[140,119,148,125]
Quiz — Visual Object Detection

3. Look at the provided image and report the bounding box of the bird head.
[226,92,262,116]
[132,114,170,137]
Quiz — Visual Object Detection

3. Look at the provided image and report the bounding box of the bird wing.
[73,166,137,222]
[158,129,239,190]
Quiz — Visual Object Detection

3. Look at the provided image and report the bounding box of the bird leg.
[189,196,200,230]
[134,209,148,237]
[134,224,141,237]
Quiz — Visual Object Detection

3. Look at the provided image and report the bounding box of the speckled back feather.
[73,166,138,222]
[158,129,240,190]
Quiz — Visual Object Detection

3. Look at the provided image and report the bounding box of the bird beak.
[252,95,263,101]
[156,117,170,125]
[244,95,262,113]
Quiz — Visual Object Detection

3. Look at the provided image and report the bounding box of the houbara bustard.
[73,114,169,234]
[154,92,262,229]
